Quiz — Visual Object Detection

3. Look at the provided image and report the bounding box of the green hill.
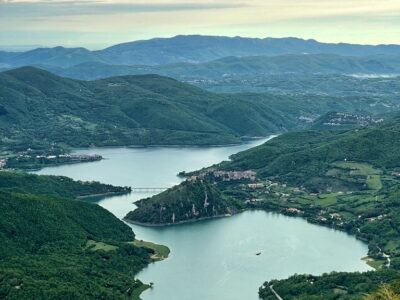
[259,271,400,300]
[0,171,160,299]
[2,67,398,157]
[222,114,400,192]
[125,181,242,225]
[45,54,400,81]
[310,112,385,130]
[0,67,287,152]
[0,171,130,198]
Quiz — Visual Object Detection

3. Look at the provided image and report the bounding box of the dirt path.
[269,285,283,300]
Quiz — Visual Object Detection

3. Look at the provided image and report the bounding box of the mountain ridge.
[2,35,400,68]
[30,53,400,81]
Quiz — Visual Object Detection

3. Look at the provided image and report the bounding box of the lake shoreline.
[77,190,131,200]
[70,136,276,151]
[33,138,372,300]
[126,204,373,270]
[123,213,234,227]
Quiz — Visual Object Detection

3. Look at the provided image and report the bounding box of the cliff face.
[124,181,241,225]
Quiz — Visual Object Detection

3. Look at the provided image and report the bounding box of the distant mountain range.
[35,54,400,81]
[1,35,400,68]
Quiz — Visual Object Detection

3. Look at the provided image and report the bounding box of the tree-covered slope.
[259,270,400,300]
[0,172,156,299]
[222,114,400,192]
[194,73,400,95]
[0,67,239,150]
[125,181,242,225]
[2,67,399,155]
[310,112,384,130]
[0,171,129,198]
[45,54,400,81]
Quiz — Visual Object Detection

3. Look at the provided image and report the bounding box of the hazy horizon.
[2,34,400,52]
[1,0,400,49]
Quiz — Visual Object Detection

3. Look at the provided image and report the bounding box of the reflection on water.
[34,136,371,300]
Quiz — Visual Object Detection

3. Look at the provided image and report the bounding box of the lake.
[34,137,372,300]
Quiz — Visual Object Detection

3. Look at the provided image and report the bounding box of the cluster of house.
[323,112,384,127]
[247,183,264,189]
[365,214,386,222]
[188,170,257,183]
[246,179,276,190]
[34,154,102,161]
[286,207,303,214]
[298,116,314,123]
[0,159,6,168]
[317,211,342,222]
[212,170,256,181]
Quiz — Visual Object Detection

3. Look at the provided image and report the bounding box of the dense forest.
[223,114,400,191]
[0,172,130,198]
[259,270,400,299]
[0,172,160,299]
[125,180,243,225]
[37,54,400,81]
[1,67,398,160]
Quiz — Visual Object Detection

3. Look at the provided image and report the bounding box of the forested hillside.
[1,67,398,156]
[223,114,400,191]
[40,54,400,81]
[0,172,130,198]
[0,172,157,299]
[125,181,242,225]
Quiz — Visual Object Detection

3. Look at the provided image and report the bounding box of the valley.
[1,66,399,171]
[1,33,400,300]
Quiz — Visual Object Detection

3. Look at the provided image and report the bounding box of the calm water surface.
[35,137,372,300]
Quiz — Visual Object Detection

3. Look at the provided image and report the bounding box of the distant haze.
[1,0,400,48]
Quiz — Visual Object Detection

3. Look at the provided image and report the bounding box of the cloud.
[1,0,248,16]
[1,0,400,47]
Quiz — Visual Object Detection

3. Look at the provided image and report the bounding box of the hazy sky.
[1,0,400,49]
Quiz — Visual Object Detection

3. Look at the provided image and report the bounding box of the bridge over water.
[131,187,169,193]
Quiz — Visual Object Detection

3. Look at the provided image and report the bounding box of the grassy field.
[315,193,340,207]
[131,240,170,260]
[334,161,383,191]
[334,161,381,174]
[86,239,170,260]
[363,257,387,270]
[367,175,383,190]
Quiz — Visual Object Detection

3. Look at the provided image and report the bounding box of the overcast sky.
[1,0,400,49]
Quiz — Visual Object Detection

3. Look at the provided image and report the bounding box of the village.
[322,112,384,127]
[1,152,103,170]
[185,162,396,240]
